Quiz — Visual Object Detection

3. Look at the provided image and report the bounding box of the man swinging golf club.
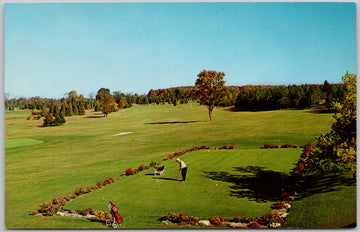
[176,158,187,182]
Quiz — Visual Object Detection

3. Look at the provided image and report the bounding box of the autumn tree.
[195,70,227,121]
[306,72,356,176]
[100,93,114,117]
[96,88,111,101]
[118,98,126,109]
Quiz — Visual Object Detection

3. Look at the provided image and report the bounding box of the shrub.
[74,188,86,196]
[149,161,158,167]
[105,176,118,184]
[137,164,147,171]
[125,168,134,176]
[271,201,286,209]
[51,196,67,206]
[30,210,39,215]
[210,217,223,227]
[280,144,293,148]
[81,208,94,216]
[38,202,60,216]
[199,145,210,149]
[264,143,280,149]
[160,212,199,225]
[31,109,41,115]
[248,222,260,228]
[95,211,112,220]
[231,216,242,223]
[280,192,290,201]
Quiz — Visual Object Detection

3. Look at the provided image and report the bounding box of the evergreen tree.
[60,103,66,124]
[72,102,79,115]
[66,102,73,116]
[79,101,86,115]
[41,105,47,117]
[43,113,55,127]
[95,101,101,112]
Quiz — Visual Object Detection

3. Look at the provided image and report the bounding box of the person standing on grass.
[176,158,187,182]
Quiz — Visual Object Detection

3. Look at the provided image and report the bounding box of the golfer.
[176,158,187,182]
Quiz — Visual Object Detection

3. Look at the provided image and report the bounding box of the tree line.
[234,82,344,111]
[5,80,344,125]
[5,81,344,113]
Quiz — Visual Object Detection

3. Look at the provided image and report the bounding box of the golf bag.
[106,201,123,228]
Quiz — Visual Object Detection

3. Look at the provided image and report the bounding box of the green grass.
[283,171,356,228]
[5,103,353,229]
[64,148,301,228]
[5,138,44,149]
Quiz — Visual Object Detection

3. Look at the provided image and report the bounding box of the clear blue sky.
[5,2,356,99]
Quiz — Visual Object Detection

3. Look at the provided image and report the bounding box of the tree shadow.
[145,121,200,125]
[296,172,356,199]
[203,166,290,203]
[85,112,105,118]
[85,115,105,118]
[306,108,335,114]
[203,166,356,203]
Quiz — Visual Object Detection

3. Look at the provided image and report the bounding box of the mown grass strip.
[5,138,44,149]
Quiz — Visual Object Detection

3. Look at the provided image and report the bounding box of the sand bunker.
[111,132,134,136]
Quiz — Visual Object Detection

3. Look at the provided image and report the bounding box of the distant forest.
[5,80,343,113]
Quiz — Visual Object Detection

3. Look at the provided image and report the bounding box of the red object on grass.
[110,201,123,224]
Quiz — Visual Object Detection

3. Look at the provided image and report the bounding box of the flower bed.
[30,177,118,216]
[263,143,298,149]
[162,144,235,161]
[160,209,289,228]
[125,161,158,176]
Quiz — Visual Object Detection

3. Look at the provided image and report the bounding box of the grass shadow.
[145,121,200,125]
[152,177,181,182]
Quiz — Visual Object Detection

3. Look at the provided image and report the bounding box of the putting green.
[5,138,44,149]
